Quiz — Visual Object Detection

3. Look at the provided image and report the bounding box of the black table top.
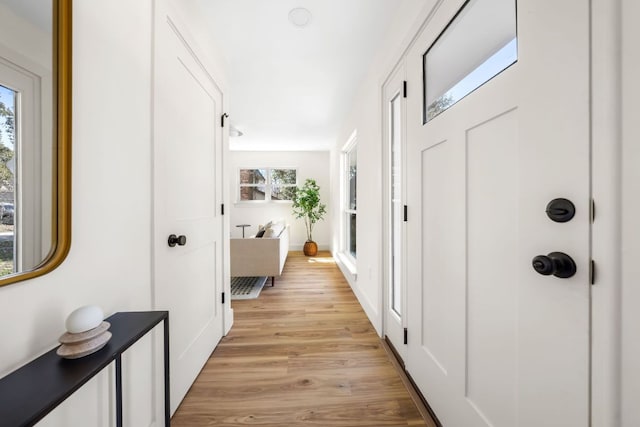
[0,311,168,427]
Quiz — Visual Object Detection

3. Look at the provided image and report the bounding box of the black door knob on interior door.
[532,252,576,278]
[168,234,187,247]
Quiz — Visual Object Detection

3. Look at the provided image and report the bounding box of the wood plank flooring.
[172,251,435,427]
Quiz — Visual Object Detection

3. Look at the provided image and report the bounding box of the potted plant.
[292,178,327,256]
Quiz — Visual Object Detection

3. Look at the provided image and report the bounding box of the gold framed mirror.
[0,0,71,286]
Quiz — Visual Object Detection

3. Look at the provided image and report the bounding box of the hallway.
[172,252,435,426]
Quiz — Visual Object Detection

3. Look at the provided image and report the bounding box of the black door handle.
[532,252,576,278]
[168,234,187,247]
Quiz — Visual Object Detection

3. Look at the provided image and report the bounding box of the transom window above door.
[238,168,297,202]
[423,0,518,123]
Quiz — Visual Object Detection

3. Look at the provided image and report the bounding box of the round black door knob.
[532,255,555,275]
[168,234,187,247]
[532,252,576,278]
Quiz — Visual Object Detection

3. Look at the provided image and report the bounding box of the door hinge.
[403,81,407,98]
[221,113,229,128]
[590,199,596,223]
[222,292,226,304]
[221,203,225,215]
[403,205,408,222]
[590,260,596,285]
[404,328,408,345]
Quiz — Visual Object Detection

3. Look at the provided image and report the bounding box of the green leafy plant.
[292,178,326,242]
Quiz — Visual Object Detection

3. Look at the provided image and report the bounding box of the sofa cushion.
[262,228,274,238]
[265,223,285,238]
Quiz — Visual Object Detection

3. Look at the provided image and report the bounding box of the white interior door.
[153,13,224,414]
[405,0,591,426]
[383,65,407,362]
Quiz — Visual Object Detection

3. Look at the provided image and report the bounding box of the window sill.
[337,252,357,280]
[234,200,293,206]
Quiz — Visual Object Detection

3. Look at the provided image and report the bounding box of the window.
[390,93,402,315]
[238,168,297,202]
[342,133,357,261]
[423,0,517,122]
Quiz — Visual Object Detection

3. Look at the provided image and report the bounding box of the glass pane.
[390,95,402,315]
[349,213,356,259]
[271,168,296,185]
[271,186,296,201]
[349,149,357,210]
[240,185,266,201]
[239,169,266,184]
[0,85,16,276]
[424,0,517,122]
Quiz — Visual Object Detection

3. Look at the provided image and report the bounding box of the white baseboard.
[333,251,382,335]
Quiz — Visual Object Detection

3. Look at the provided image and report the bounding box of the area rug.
[230,276,267,300]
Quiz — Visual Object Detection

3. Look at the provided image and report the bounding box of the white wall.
[229,151,331,250]
[0,0,230,425]
[0,1,154,425]
[330,0,434,333]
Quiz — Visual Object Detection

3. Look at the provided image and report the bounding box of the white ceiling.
[1,0,51,32]
[193,0,414,151]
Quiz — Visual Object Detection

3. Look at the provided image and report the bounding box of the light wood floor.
[172,251,436,427]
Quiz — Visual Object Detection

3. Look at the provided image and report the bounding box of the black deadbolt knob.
[546,198,576,223]
[168,234,187,247]
[532,252,576,278]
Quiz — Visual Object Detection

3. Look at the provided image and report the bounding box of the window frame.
[236,167,298,203]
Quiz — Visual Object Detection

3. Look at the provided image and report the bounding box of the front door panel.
[405,1,591,426]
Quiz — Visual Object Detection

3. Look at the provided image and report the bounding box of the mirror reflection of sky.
[0,85,15,150]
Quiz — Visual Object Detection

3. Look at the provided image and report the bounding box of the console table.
[0,311,170,427]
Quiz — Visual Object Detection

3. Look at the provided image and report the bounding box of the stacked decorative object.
[56,305,112,359]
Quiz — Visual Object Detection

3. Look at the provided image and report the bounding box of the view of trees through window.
[271,169,297,201]
[344,143,357,260]
[0,85,16,276]
[239,168,297,201]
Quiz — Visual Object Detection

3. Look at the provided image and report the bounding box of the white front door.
[153,11,225,413]
[405,0,590,426]
[383,65,407,362]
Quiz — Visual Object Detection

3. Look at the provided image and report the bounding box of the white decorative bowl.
[65,305,104,334]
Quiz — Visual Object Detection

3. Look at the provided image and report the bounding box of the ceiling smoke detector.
[288,8,312,28]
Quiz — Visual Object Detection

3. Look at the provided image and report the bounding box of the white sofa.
[230,222,289,286]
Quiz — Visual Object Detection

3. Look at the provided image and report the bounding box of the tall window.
[342,134,357,261]
[238,168,297,202]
